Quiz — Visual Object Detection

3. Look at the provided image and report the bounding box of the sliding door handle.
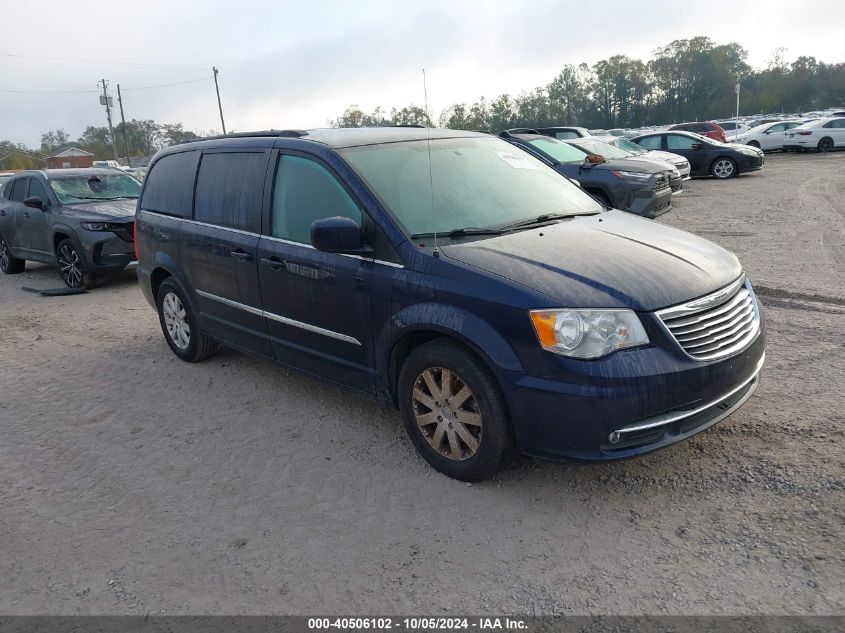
[260,256,284,270]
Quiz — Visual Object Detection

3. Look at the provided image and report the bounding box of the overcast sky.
[2,0,843,148]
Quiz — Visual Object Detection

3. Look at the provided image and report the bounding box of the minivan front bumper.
[502,312,766,462]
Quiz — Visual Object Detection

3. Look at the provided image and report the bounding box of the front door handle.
[0,210,6,216]
[230,250,254,262]
[260,256,284,270]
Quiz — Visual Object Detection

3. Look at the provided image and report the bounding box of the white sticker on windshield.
[496,151,537,170]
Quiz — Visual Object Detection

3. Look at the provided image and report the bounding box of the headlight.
[529,309,649,359]
[611,170,652,182]
[80,222,107,231]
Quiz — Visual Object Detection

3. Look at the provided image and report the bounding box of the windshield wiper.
[411,227,503,239]
[497,213,588,231]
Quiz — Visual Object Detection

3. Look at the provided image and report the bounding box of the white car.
[596,135,691,178]
[733,121,805,151]
[716,120,751,141]
[782,117,845,152]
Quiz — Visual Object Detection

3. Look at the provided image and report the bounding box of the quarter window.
[271,155,361,244]
[194,152,266,233]
[141,150,198,218]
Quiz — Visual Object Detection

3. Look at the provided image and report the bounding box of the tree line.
[331,36,845,133]
[1,120,206,170]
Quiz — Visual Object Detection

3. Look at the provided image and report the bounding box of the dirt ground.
[1,152,843,616]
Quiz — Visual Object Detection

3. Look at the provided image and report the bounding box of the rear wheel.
[398,339,513,481]
[156,278,217,362]
[747,140,760,149]
[711,158,737,179]
[56,238,96,289]
[0,235,25,274]
[817,137,834,152]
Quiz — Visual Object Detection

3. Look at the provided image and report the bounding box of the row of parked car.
[0,125,768,481]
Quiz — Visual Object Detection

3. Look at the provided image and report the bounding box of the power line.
[0,52,208,70]
[0,76,212,95]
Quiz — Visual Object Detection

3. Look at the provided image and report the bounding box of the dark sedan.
[630,131,764,179]
[502,131,673,218]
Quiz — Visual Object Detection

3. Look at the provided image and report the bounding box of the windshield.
[610,137,646,154]
[571,139,632,159]
[526,138,589,163]
[50,173,141,204]
[340,137,601,237]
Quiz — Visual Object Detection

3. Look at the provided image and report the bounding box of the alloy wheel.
[162,291,191,350]
[818,138,834,152]
[412,367,482,461]
[713,159,735,179]
[58,243,83,287]
[0,238,9,272]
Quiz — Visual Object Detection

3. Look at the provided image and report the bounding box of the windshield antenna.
[422,68,438,256]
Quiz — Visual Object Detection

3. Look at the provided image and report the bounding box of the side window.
[8,178,28,202]
[271,154,361,244]
[720,123,736,131]
[785,122,800,130]
[667,135,697,150]
[28,178,49,202]
[555,131,577,139]
[768,123,786,132]
[140,151,198,218]
[636,136,662,150]
[194,152,266,233]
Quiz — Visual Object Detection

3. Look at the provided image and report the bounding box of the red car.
[668,122,727,143]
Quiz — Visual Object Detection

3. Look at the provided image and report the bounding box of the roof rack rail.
[187,129,309,143]
[391,124,426,128]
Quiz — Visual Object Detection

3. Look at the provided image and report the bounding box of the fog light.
[608,431,621,445]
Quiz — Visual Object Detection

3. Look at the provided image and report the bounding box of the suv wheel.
[398,339,513,481]
[711,158,736,179]
[0,235,25,274]
[57,238,97,289]
[156,278,217,362]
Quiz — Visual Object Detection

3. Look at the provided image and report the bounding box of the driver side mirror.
[23,196,46,210]
[311,216,373,255]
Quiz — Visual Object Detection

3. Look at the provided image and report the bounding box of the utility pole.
[116,84,131,165]
[212,67,227,134]
[735,78,741,120]
[98,79,118,161]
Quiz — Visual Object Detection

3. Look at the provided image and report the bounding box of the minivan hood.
[61,198,137,220]
[440,210,741,311]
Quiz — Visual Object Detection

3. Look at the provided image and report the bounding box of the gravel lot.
[1,152,843,616]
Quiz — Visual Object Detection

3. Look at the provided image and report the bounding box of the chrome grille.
[657,277,761,361]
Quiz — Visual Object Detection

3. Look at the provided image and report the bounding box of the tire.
[156,278,217,362]
[398,339,514,481]
[817,137,834,152]
[0,234,25,274]
[711,157,737,179]
[747,140,760,149]
[56,238,97,289]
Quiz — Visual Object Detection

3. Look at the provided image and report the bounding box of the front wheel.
[817,137,834,152]
[0,235,25,274]
[711,158,737,179]
[156,278,217,362]
[398,339,514,481]
[747,140,760,149]
[56,238,97,289]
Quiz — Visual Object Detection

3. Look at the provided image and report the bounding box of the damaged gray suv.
[0,168,140,289]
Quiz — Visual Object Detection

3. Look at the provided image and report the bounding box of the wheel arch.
[382,303,524,409]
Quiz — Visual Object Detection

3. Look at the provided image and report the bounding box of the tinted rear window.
[194,152,266,233]
[8,178,27,202]
[140,151,198,217]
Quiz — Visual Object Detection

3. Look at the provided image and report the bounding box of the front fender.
[384,302,525,373]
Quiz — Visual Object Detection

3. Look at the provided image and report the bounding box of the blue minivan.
[136,128,765,481]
